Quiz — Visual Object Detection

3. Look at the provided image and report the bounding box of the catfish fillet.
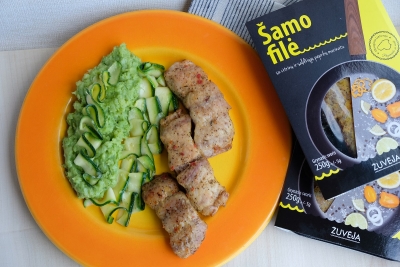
[160,109,202,173]
[142,173,207,258]
[177,157,229,216]
[164,59,234,158]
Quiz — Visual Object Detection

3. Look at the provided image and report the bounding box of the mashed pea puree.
[63,44,142,199]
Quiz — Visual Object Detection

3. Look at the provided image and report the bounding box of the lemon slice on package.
[376,137,398,155]
[361,100,371,114]
[369,124,386,136]
[344,213,368,230]
[377,171,400,189]
[352,199,365,212]
[371,79,396,103]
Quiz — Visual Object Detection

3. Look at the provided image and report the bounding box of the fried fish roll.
[141,173,180,210]
[142,173,207,258]
[160,109,202,173]
[177,157,229,216]
[184,82,234,157]
[165,60,235,158]
[164,59,208,99]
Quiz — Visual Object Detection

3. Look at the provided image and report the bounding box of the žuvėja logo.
[331,226,361,243]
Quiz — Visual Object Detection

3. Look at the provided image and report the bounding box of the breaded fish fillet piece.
[184,82,234,157]
[160,109,202,173]
[164,59,209,99]
[141,173,180,210]
[142,173,207,258]
[165,59,234,158]
[177,157,229,216]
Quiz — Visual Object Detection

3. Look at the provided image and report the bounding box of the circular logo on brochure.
[369,31,399,60]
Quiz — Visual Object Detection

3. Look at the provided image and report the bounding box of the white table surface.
[2,2,400,267]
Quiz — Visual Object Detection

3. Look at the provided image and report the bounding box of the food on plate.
[63,44,142,199]
[160,108,229,216]
[177,157,229,216]
[62,44,178,226]
[322,78,357,158]
[387,101,400,118]
[164,59,234,158]
[183,81,234,158]
[314,185,334,212]
[62,48,231,254]
[142,173,179,209]
[159,109,202,172]
[160,60,232,218]
[163,59,208,99]
[379,191,399,209]
[364,185,377,203]
[371,78,396,103]
[371,108,388,123]
[142,173,207,258]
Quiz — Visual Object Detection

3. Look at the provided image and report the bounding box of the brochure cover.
[246,0,400,199]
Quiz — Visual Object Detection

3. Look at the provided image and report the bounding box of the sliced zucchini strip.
[82,61,179,227]
[124,136,141,156]
[89,83,106,103]
[140,136,153,162]
[138,77,153,98]
[146,125,162,154]
[78,116,103,139]
[74,152,101,178]
[120,154,137,173]
[107,61,122,86]
[129,119,149,137]
[155,86,173,116]
[137,62,165,78]
[146,97,163,125]
[85,104,105,128]
[76,132,102,158]
[84,188,118,207]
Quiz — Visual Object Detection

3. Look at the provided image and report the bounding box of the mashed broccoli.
[63,44,142,199]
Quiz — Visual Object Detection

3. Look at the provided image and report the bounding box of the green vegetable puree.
[63,44,141,199]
